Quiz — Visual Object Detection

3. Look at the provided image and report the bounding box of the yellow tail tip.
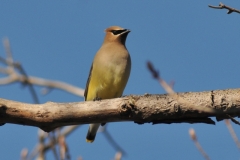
[86,139,94,143]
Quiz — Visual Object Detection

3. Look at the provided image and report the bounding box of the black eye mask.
[110,29,127,35]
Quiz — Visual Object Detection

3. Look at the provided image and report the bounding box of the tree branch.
[0,38,84,98]
[189,128,210,160]
[1,38,124,159]
[1,88,240,132]
[208,2,240,14]
[0,67,84,97]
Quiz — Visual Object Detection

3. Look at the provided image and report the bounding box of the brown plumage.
[85,26,131,143]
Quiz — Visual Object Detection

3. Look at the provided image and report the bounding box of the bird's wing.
[84,63,93,101]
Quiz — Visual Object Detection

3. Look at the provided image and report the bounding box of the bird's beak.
[123,29,131,34]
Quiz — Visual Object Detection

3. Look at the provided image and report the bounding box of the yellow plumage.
[85,26,131,142]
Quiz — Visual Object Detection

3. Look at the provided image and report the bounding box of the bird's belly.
[86,56,130,101]
[97,71,127,99]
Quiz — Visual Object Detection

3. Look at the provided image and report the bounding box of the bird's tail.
[86,123,101,143]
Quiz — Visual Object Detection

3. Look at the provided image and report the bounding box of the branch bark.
[208,2,240,14]
[1,88,240,132]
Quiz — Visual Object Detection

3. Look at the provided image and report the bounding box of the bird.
[85,26,131,143]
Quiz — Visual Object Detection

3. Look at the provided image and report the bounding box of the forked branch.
[209,2,240,14]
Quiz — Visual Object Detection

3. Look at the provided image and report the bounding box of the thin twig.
[208,2,240,14]
[59,135,70,160]
[225,120,240,150]
[2,38,40,103]
[18,64,40,103]
[20,148,28,160]
[1,39,83,160]
[0,71,84,97]
[226,114,240,125]
[114,152,122,160]
[37,129,46,160]
[3,38,14,66]
[61,125,79,137]
[189,128,210,160]
[43,126,79,151]
[49,131,59,160]
[28,126,79,160]
[100,125,127,156]
[0,61,84,97]
[147,61,215,114]
[148,61,212,159]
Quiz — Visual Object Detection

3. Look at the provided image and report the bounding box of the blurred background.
[0,1,240,159]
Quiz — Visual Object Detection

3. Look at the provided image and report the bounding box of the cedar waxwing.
[85,26,131,143]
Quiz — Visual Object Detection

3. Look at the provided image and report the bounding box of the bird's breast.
[88,52,131,100]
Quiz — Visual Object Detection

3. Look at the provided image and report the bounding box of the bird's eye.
[111,29,127,35]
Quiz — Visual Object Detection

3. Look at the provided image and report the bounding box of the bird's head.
[104,26,130,45]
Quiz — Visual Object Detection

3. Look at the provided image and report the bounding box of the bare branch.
[147,61,240,125]
[226,114,240,125]
[0,38,84,98]
[20,148,28,160]
[43,126,79,152]
[27,126,79,160]
[37,129,46,160]
[147,61,214,114]
[114,152,122,160]
[3,38,39,103]
[189,128,210,160]
[225,120,240,150]
[59,135,70,160]
[3,38,14,67]
[48,131,59,160]
[0,88,240,131]
[1,38,84,160]
[16,64,40,103]
[0,70,84,97]
[100,125,126,155]
[208,2,240,14]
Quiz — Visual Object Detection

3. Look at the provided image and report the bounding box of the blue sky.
[0,1,240,160]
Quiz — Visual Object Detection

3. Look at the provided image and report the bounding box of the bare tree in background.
[0,38,125,160]
[1,3,240,160]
